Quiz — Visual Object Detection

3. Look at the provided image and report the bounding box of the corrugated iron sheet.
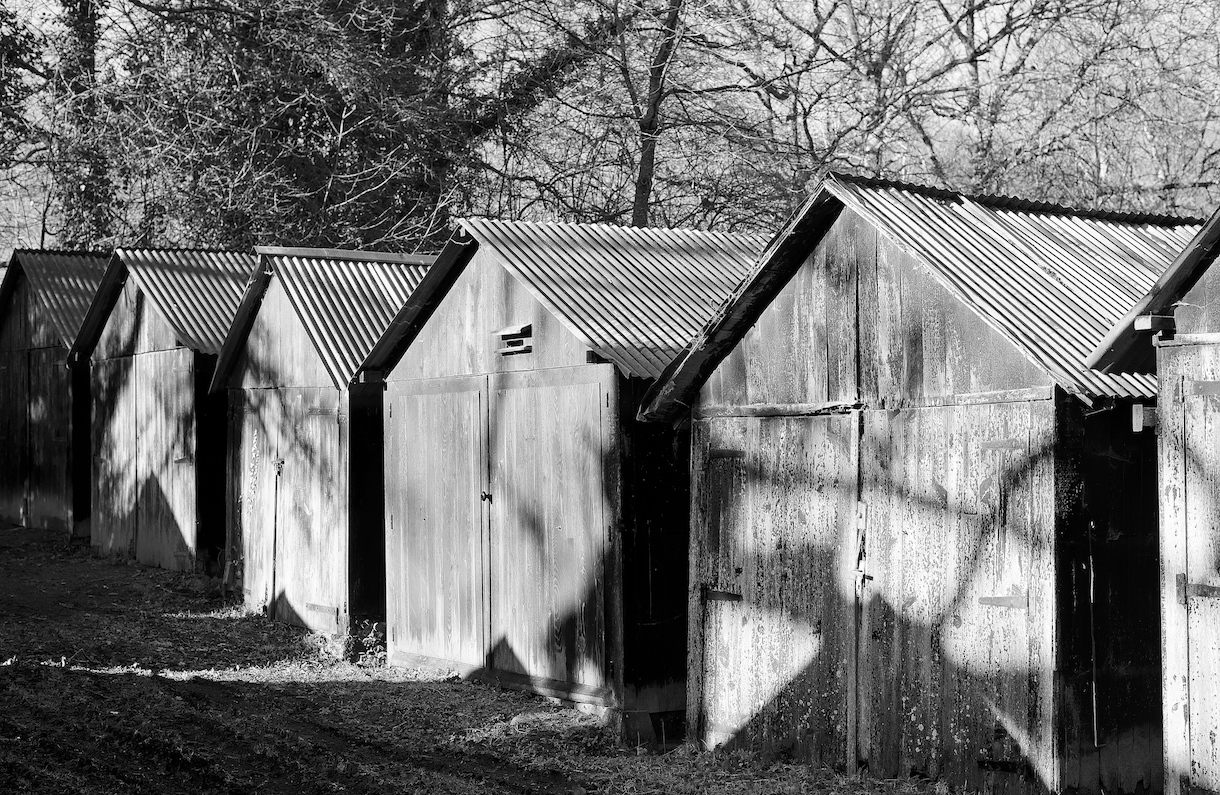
[460,219,767,379]
[117,249,258,355]
[262,248,433,386]
[9,250,109,347]
[825,174,1201,399]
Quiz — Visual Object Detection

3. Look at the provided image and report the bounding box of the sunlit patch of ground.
[0,526,947,794]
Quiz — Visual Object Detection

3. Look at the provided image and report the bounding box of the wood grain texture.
[1177,343,1220,793]
[385,375,489,668]
[488,366,613,694]
[699,209,1051,413]
[273,387,347,633]
[690,413,856,765]
[133,348,198,571]
[93,278,179,361]
[233,280,334,390]
[388,249,592,384]
[91,356,138,556]
[233,389,281,615]
[25,347,73,533]
[1160,347,1191,795]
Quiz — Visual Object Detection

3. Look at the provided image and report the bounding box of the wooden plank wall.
[25,346,73,533]
[392,249,591,383]
[92,356,138,555]
[385,374,489,669]
[688,412,858,766]
[858,400,1056,794]
[1158,341,1220,795]
[132,348,197,570]
[231,388,281,614]
[0,349,30,526]
[702,209,1052,411]
[271,386,347,633]
[488,366,613,699]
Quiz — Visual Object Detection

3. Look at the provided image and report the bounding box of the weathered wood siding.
[1157,341,1220,795]
[0,349,30,525]
[25,346,74,533]
[92,356,138,556]
[94,277,179,360]
[391,249,591,382]
[234,279,333,390]
[702,210,1052,409]
[384,363,618,703]
[225,288,351,633]
[90,283,203,571]
[687,205,1160,794]
[487,366,614,699]
[689,412,858,766]
[857,400,1057,792]
[386,374,489,669]
[0,275,80,532]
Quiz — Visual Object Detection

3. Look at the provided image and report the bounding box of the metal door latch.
[480,491,492,503]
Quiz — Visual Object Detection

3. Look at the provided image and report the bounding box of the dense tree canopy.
[2,0,1218,250]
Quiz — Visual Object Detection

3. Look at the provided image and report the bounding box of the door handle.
[702,585,742,602]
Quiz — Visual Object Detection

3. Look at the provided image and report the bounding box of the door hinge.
[1177,573,1220,606]
[702,585,742,602]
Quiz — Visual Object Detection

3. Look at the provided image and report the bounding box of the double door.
[385,365,616,701]
[234,387,346,632]
[694,401,1050,790]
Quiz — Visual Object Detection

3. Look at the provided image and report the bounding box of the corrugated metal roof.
[639,173,1200,421]
[460,219,767,379]
[1087,205,1220,374]
[261,248,433,387]
[116,249,258,354]
[823,174,1198,399]
[5,250,109,347]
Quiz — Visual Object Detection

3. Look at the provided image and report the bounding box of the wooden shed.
[638,174,1203,793]
[362,219,762,743]
[212,247,432,634]
[1088,206,1220,795]
[67,249,258,572]
[0,250,108,536]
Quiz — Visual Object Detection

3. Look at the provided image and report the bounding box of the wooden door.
[857,401,1052,791]
[1178,371,1220,795]
[274,388,345,632]
[26,347,72,532]
[235,389,281,614]
[0,350,29,526]
[132,350,198,570]
[487,365,615,700]
[384,375,489,669]
[91,357,138,555]
[692,413,859,763]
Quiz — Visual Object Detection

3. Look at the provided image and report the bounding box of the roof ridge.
[12,248,110,258]
[465,217,768,239]
[117,247,255,255]
[828,171,1205,227]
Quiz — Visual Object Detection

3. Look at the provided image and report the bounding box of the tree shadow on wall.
[688,410,1160,795]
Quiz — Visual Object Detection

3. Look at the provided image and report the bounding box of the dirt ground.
[0,527,942,795]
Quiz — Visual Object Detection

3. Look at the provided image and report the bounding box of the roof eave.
[359,232,480,375]
[638,185,847,423]
[207,261,275,394]
[1086,205,1220,374]
[66,252,129,366]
